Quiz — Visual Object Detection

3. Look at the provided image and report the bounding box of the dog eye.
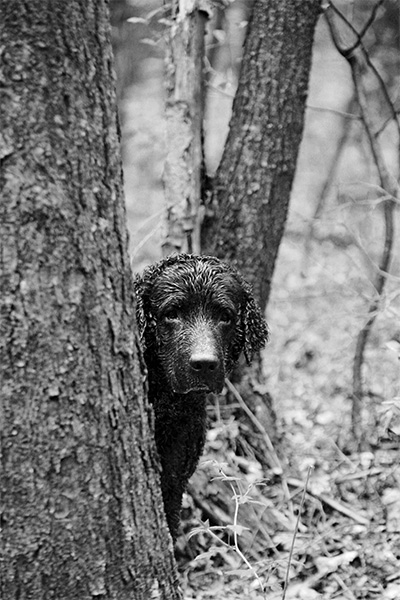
[219,309,234,324]
[162,308,180,322]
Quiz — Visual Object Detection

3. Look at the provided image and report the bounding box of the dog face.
[148,263,245,394]
[135,254,269,396]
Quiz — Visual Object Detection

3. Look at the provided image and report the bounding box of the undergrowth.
[176,235,400,600]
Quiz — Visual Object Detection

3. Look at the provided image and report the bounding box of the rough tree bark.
[161,0,320,463]
[200,0,321,461]
[202,0,321,310]
[0,2,181,599]
[163,1,207,256]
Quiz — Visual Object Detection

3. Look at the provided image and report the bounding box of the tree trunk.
[163,1,208,256]
[200,0,320,459]
[202,0,321,310]
[0,2,181,599]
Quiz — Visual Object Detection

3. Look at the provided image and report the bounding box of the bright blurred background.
[111,0,399,427]
[111,2,400,594]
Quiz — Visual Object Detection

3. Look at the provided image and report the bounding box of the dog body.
[134,254,268,539]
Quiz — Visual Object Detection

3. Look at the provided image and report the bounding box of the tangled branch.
[324,1,400,442]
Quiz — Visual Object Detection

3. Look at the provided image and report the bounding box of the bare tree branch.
[325,1,400,444]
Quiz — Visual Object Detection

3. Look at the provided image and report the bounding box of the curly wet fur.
[134,254,269,539]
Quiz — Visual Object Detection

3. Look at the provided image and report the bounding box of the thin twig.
[287,478,369,526]
[357,0,384,44]
[225,378,294,516]
[225,378,281,471]
[331,573,358,600]
[225,378,293,514]
[282,467,312,600]
[130,222,163,259]
[306,104,360,120]
[228,479,265,594]
[325,2,399,441]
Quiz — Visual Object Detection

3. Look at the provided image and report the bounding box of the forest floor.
[174,230,400,600]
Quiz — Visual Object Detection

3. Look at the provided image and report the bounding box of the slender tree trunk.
[0,2,181,598]
[163,1,208,256]
[202,0,321,310]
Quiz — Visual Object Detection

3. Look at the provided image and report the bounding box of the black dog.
[134,254,268,539]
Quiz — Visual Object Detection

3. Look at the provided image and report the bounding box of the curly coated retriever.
[134,254,269,540]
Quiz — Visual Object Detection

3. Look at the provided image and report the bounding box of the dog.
[134,253,269,539]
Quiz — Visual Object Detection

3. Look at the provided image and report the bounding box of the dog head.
[134,254,269,395]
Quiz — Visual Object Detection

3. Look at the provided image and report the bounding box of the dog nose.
[189,354,219,374]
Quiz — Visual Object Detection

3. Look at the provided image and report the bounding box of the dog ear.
[134,266,163,353]
[134,286,146,335]
[242,293,269,364]
[133,254,189,345]
[133,275,149,347]
[228,284,269,368]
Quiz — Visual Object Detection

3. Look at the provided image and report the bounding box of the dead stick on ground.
[287,477,369,526]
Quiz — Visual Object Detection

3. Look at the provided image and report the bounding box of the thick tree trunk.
[0,2,181,599]
[202,0,321,309]
[200,0,320,458]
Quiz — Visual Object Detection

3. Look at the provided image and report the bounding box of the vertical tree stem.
[163,1,208,255]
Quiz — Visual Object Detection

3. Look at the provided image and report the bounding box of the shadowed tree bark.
[202,0,321,309]
[200,0,321,462]
[0,2,181,598]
